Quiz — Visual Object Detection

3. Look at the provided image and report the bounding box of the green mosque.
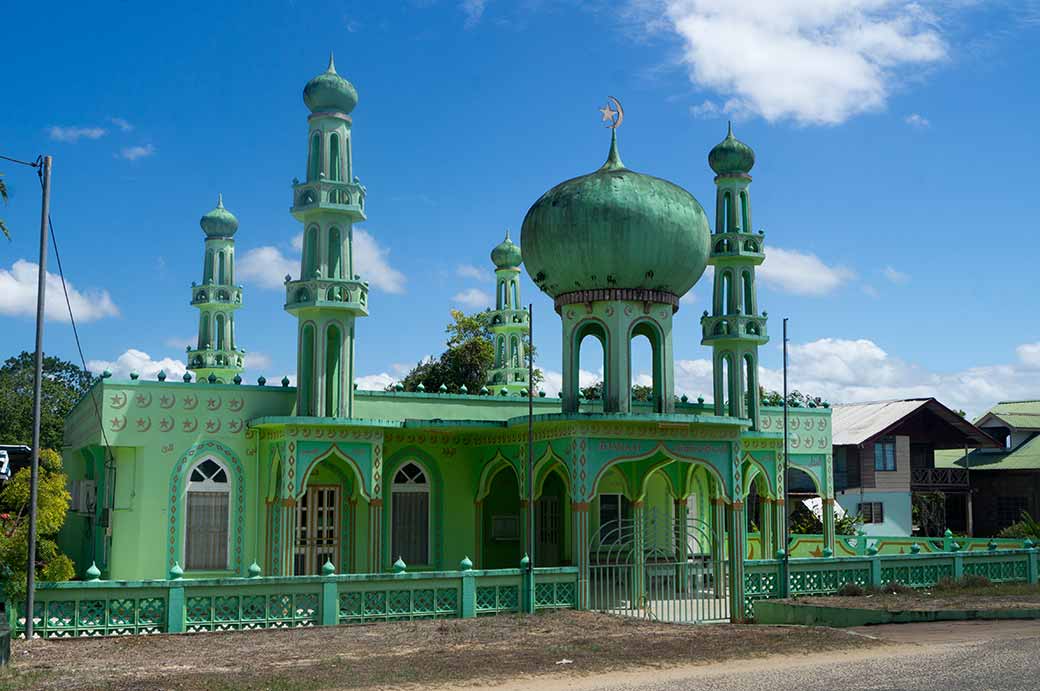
[57,57,836,622]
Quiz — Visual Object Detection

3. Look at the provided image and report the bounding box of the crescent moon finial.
[599,97,624,130]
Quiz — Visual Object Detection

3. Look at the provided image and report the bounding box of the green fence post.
[167,562,185,634]
[460,557,475,618]
[869,550,881,589]
[1026,541,1038,585]
[943,529,953,552]
[321,560,338,626]
[520,555,534,614]
[776,550,789,598]
[953,551,964,581]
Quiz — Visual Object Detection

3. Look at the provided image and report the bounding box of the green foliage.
[0,449,74,598]
[789,502,861,536]
[395,310,543,392]
[0,351,96,451]
[997,511,1040,540]
[912,492,947,537]
[0,174,8,239]
[580,382,659,402]
[759,387,828,408]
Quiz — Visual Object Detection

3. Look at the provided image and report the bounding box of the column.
[728,501,747,623]
[674,498,689,592]
[279,497,298,576]
[774,498,787,557]
[572,502,590,609]
[822,497,836,556]
[711,498,726,596]
[368,498,383,572]
[760,497,773,560]
[632,500,646,613]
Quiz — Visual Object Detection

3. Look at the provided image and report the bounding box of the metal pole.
[25,155,51,639]
[782,318,790,591]
[527,303,535,568]
[965,442,973,537]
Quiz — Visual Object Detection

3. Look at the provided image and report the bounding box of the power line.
[0,153,41,168]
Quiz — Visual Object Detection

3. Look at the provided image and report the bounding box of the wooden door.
[294,485,341,575]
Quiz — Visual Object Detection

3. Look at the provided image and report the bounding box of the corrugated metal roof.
[978,400,1040,431]
[830,399,931,445]
[935,435,1040,471]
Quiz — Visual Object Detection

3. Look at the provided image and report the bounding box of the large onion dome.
[303,53,358,115]
[491,230,522,269]
[521,132,710,300]
[708,122,755,176]
[200,194,238,238]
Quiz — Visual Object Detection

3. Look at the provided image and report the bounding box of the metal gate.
[588,507,729,623]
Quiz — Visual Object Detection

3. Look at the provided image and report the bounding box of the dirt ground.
[789,583,1040,612]
[0,611,879,691]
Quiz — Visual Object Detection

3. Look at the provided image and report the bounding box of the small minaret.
[701,123,768,428]
[285,54,368,417]
[486,231,528,394]
[187,194,245,383]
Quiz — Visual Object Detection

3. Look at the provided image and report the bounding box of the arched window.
[742,271,754,315]
[199,313,210,348]
[721,191,732,233]
[719,353,732,417]
[716,271,732,316]
[740,190,750,231]
[304,226,319,278]
[511,281,519,310]
[631,321,663,413]
[328,227,342,279]
[744,354,757,426]
[573,321,608,407]
[215,313,226,350]
[329,133,341,182]
[499,281,507,308]
[300,324,315,416]
[308,133,321,181]
[204,249,214,283]
[325,324,342,417]
[185,458,230,570]
[392,462,430,565]
[497,336,505,368]
[510,336,520,368]
[217,251,227,285]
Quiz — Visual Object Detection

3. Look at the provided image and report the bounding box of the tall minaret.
[701,123,768,429]
[187,194,245,384]
[285,54,368,417]
[486,231,529,394]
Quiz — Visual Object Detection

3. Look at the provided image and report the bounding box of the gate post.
[572,502,590,609]
[674,498,689,592]
[822,498,837,556]
[728,501,747,623]
[711,498,726,591]
[632,501,646,614]
[760,497,773,559]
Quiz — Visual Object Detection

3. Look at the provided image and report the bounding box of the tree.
[0,352,97,451]
[789,501,861,535]
[394,310,543,393]
[760,387,829,408]
[0,448,75,597]
[0,173,9,239]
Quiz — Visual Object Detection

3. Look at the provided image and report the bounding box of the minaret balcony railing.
[291,179,366,220]
[709,231,765,262]
[700,314,769,344]
[190,284,243,306]
[284,277,369,316]
[187,347,245,371]
[488,309,530,327]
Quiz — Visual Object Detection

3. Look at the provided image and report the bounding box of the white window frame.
[391,461,432,566]
[183,457,231,571]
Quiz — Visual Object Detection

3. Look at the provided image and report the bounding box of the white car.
[0,449,9,481]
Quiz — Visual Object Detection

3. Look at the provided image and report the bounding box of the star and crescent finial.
[599,96,624,129]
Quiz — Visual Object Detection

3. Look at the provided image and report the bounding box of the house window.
[874,438,896,471]
[491,515,520,540]
[185,458,230,570]
[598,493,631,543]
[857,501,885,524]
[996,497,1029,529]
[392,462,430,565]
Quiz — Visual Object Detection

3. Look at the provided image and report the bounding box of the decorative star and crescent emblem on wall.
[599,96,624,129]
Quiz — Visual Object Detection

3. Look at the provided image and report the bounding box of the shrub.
[935,575,992,591]
[836,583,866,597]
[878,581,915,595]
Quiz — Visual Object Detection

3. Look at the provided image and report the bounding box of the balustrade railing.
[911,467,969,488]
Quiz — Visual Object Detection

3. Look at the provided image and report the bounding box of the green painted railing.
[744,544,1039,620]
[7,561,578,639]
[746,532,1028,559]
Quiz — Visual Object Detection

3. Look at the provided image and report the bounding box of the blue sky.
[1,0,1039,416]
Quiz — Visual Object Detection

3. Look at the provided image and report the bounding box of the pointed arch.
[328,227,342,279]
[325,323,343,417]
[304,225,319,278]
[308,132,321,181]
[329,132,342,182]
[629,318,665,413]
[742,270,754,315]
[740,189,750,231]
[572,318,609,404]
[299,322,316,416]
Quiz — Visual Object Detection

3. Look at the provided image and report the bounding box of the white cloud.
[674,358,715,399]
[758,247,854,296]
[356,372,395,391]
[461,0,487,27]
[756,338,1040,417]
[238,246,297,289]
[243,229,405,294]
[354,229,407,294]
[1017,343,1040,370]
[453,288,493,308]
[0,259,120,323]
[47,126,106,142]
[882,265,910,284]
[456,264,488,282]
[87,348,187,381]
[119,144,155,160]
[539,368,600,397]
[905,113,930,128]
[657,0,947,124]
[689,100,722,119]
[109,117,133,132]
[243,352,272,371]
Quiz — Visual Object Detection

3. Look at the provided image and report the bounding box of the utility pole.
[25,155,52,639]
[782,317,790,596]
[527,303,535,568]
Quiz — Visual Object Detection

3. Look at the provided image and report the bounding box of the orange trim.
[571,502,590,512]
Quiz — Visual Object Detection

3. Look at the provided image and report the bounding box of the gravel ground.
[787,583,1040,611]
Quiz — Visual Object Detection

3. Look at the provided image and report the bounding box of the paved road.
[498,620,1040,691]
